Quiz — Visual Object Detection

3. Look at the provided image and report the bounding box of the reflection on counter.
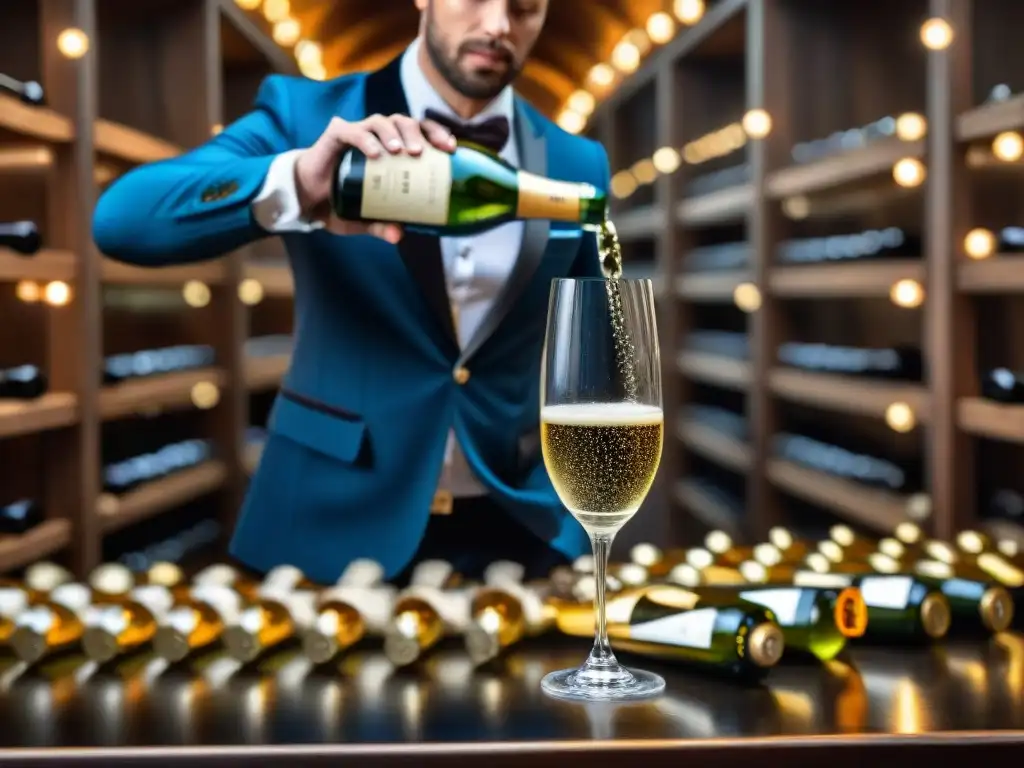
[0,636,1021,747]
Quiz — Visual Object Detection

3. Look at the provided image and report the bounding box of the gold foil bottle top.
[979,586,1015,633]
[747,622,785,667]
[919,593,952,639]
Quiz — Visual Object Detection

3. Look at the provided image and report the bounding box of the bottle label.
[859,575,913,610]
[834,588,868,637]
[739,588,802,625]
[515,171,586,223]
[627,606,717,649]
[360,145,452,226]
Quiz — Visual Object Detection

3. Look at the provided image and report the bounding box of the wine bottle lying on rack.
[0,364,47,399]
[0,220,42,255]
[777,227,920,264]
[777,342,924,381]
[0,498,43,535]
[102,344,216,385]
[980,368,1024,404]
[772,431,923,493]
[684,404,748,440]
[790,114,902,165]
[686,164,751,197]
[555,584,785,681]
[682,242,750,273]
[244,334,294,357]
[684,331,749,360]
[330,140,607,237]
[0,72,44,105]
[102,438,214,494]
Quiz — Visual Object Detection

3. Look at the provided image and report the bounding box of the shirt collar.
[399,38,516,127]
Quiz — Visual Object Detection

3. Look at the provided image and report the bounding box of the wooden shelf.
[0,519,72,573]
[0,394,77,439]
[673,480,742,538]
[676,352,751,391]
[103,260,228,286]
[245,264,294,297]
[613,206,665,242]
[675,271,751,301]
[99,461,228,533]
[956,95,1024,143]
[677,185,753,226]
[0,250,230,286]
[769,368,930,421]
[246,354,290,391]
[0,93,74,144]
[770,260,924,298]
[99,368,227,421]
[0,249,76,282]
[767,459,911,534]
[676,419,751,472]
[957,256,1024,294]
[958,398,1024,444]
[766,138,924,199]
[94,119,182,164]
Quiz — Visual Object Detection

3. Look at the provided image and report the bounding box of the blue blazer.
[92,55,611,583]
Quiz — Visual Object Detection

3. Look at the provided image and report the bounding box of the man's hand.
[294,114,456,243]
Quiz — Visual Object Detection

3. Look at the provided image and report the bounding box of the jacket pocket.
[269,388,368,464]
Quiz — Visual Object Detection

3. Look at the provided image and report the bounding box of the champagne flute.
[539,277,665,702]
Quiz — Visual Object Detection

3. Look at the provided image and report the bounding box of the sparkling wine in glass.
[539,276,665,702]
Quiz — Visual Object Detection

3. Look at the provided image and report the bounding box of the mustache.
[459,39,515,62]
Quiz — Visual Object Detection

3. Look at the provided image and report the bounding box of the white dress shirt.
[252,39,525,499]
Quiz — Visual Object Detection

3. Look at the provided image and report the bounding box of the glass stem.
[586,532,618,669]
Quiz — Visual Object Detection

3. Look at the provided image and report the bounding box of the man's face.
[417,0,548,100]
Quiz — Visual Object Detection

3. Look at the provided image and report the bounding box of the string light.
[273,18,301,47]
[262,0,290,24]
[885,402,916,433]
[742,109,772,139]
[646,12,676,44]
[611,38,641,73]
[239,279,265,306]
[15,281,39,303]
[892,157,926,187]
[211,124,224,136]
[566,90,595,117]
[57,28,89,59]
[895,113,927,141]
[682,122,747,164]
[190,382,221,410]
[992,131,1024,162]
[609,171,638,199]
[587,63,616,89]
[964,228,996,259]
[182,280,211,308]
[43,281,71,306]
[920,18,954,50]
[556,110,585,134]
[890,278,924,308]
[234,0,261,9]
[674,0,706,25]
[733,283,761,313]
[652,146,681,174]
[630,159,657,185]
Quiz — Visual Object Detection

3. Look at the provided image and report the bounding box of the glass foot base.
[541,664,666,702]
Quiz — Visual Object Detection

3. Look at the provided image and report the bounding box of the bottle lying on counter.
[331,141,607,237]
[304,583,396,664]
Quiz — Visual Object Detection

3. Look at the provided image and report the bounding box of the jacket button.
[453,367,470,385]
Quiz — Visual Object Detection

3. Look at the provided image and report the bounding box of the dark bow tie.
[424,108,510,154]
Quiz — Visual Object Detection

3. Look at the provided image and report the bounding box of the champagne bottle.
[222,588,317,663]
[776,227,920,264]
[9,582,92,664]
[102,439,213,494]
[331,142,607,237]
[790,114,900,164]
[81,584,175,663]
[980,368,1024,404]
[0,72,45,105]
[191,563,260,601]
[384,586,470,667]
[101,344,216,385]
[776,342,924,382]
[774,432,921,494]
[464,581,556,665]
[909,559,1014,633]
[556,585,785,681]
[0,365,47,400]
[303,583,396,664]
[0,221,42,255]
[0,498,43,535]
[153,583,244,662]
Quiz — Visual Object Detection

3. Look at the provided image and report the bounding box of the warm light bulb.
[890,278,924,308]
[906,493,931,521]
[273,18,301,47]
[892,157,926,187]
[44,281,71,306]
[630,159,657,185]
[611,39,641,73]
[15,281,39,303]
[733,282,762,313]
[566,90,595,117]
[674,0,705,24]
[742,109,772,139]
[238,278,264,306]
[587,63,615,88]
[182,280,211,308]
[262,0,290,23]
[885,402,916,433]
[556,110,585,134]
[235,0,261,9]
[652,146,681,174]
[57,28,89,59]
[295,40,322,67]
[646,12,676,44]
[992,131,1024,162]
[895,112,927,141]
[782,196,810,219]
[964,228,996,259]
[623,29,652,56]
[190,381,221,410]
[920,18,954,50]
[300,60,327,80]
[211,123,224,136]
[610,171,637,199]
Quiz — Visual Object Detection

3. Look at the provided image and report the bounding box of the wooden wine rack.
[0,0,295,575]
[586,0,1024,550]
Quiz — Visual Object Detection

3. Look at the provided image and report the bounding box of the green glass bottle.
[910,559,1015,633]
[330,142,608,236]
[555,585,785,681]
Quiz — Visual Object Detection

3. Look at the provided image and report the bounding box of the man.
[92,0,611,584]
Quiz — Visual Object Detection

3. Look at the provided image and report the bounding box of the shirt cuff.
[251,149,325,233]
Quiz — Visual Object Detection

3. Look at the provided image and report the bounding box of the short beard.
[423,4,521,101]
